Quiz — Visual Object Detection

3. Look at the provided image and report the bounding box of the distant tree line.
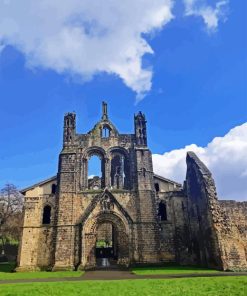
[0,184,24,258]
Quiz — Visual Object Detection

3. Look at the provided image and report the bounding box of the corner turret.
[134,111,147,146]
[63,112,76,146]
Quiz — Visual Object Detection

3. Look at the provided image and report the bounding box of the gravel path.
[0,270,246,284]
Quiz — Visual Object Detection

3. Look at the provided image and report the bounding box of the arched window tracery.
[110,150,129,189]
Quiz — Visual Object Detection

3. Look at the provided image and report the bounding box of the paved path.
[0,270,246,284]
[83,270,247,281]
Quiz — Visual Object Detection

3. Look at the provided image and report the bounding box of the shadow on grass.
[0,262,84,280]
[0,262,16,273]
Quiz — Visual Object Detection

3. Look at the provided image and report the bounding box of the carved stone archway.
[81,212,130,269]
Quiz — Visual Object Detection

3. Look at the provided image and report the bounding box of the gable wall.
[17,180,57,270]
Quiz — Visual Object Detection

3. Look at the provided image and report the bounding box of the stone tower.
[51,102,160,269]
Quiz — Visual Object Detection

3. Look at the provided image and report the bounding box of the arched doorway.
[82,213,130,269]
[95,222,117,266]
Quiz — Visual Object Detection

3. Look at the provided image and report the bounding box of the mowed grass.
[0,262,83,280]
[0,277,246,296]
[132,265,221,275]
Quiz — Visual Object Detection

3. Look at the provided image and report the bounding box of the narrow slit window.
[42,205,51,224]
[158,202,167,221]
[102,127,110,138]
[51,184,57,194]
[155,183,160,192]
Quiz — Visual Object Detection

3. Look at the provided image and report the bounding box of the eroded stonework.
[17,103,247,271]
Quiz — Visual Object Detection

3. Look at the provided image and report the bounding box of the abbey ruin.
[17,102,247,271]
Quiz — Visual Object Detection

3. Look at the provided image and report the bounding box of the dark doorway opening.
[95,222,117,267]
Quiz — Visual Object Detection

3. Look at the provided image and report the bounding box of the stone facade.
[17,103,247,271]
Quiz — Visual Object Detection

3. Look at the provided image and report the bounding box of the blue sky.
[0,1,246,200]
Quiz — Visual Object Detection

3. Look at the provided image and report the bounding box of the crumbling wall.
[185,152,223,268]
[17,192,56,271]
[218,201,247,271]
[186,151,247,270]
[220,201,247,239]
[157,191,190,264]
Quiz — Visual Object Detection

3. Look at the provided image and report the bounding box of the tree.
[0,184,24,256]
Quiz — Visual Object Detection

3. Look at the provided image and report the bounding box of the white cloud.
[0,1,229,99]
[153,123,247,201]
[184,0,228,32]
[0,0,174,98]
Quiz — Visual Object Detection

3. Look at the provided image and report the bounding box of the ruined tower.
[17,102,247,271]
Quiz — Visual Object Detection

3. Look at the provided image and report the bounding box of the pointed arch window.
[111,154,124,189]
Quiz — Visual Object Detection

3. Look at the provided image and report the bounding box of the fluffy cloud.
[0,0,174,98]
[0,1,229,99]
[184,0,228,32]
[153,123,247,201]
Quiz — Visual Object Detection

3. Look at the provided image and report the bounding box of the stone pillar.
[82,158,88,189]
[105,157,111,188]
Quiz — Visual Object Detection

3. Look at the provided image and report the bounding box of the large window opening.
[88,154,105,189]
[111,154,126,189]
[42,205,51,224]
[158,202,167,221]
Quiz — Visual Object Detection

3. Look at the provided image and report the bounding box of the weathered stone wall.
[156,190,190,264]
[185,151,247,271]
[220,201,247,237]
[134,148,160,263]
[17,180,57,271]
[37,227,54,269]
[217,201,247,271]
[96,223,113,243]
[185,152,223,268]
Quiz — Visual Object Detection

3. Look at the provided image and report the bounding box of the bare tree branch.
[0,184,24,256]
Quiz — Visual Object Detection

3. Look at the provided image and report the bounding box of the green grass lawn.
[132,265,221,275]
[0,277,246,296]
[0,262,83,280]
